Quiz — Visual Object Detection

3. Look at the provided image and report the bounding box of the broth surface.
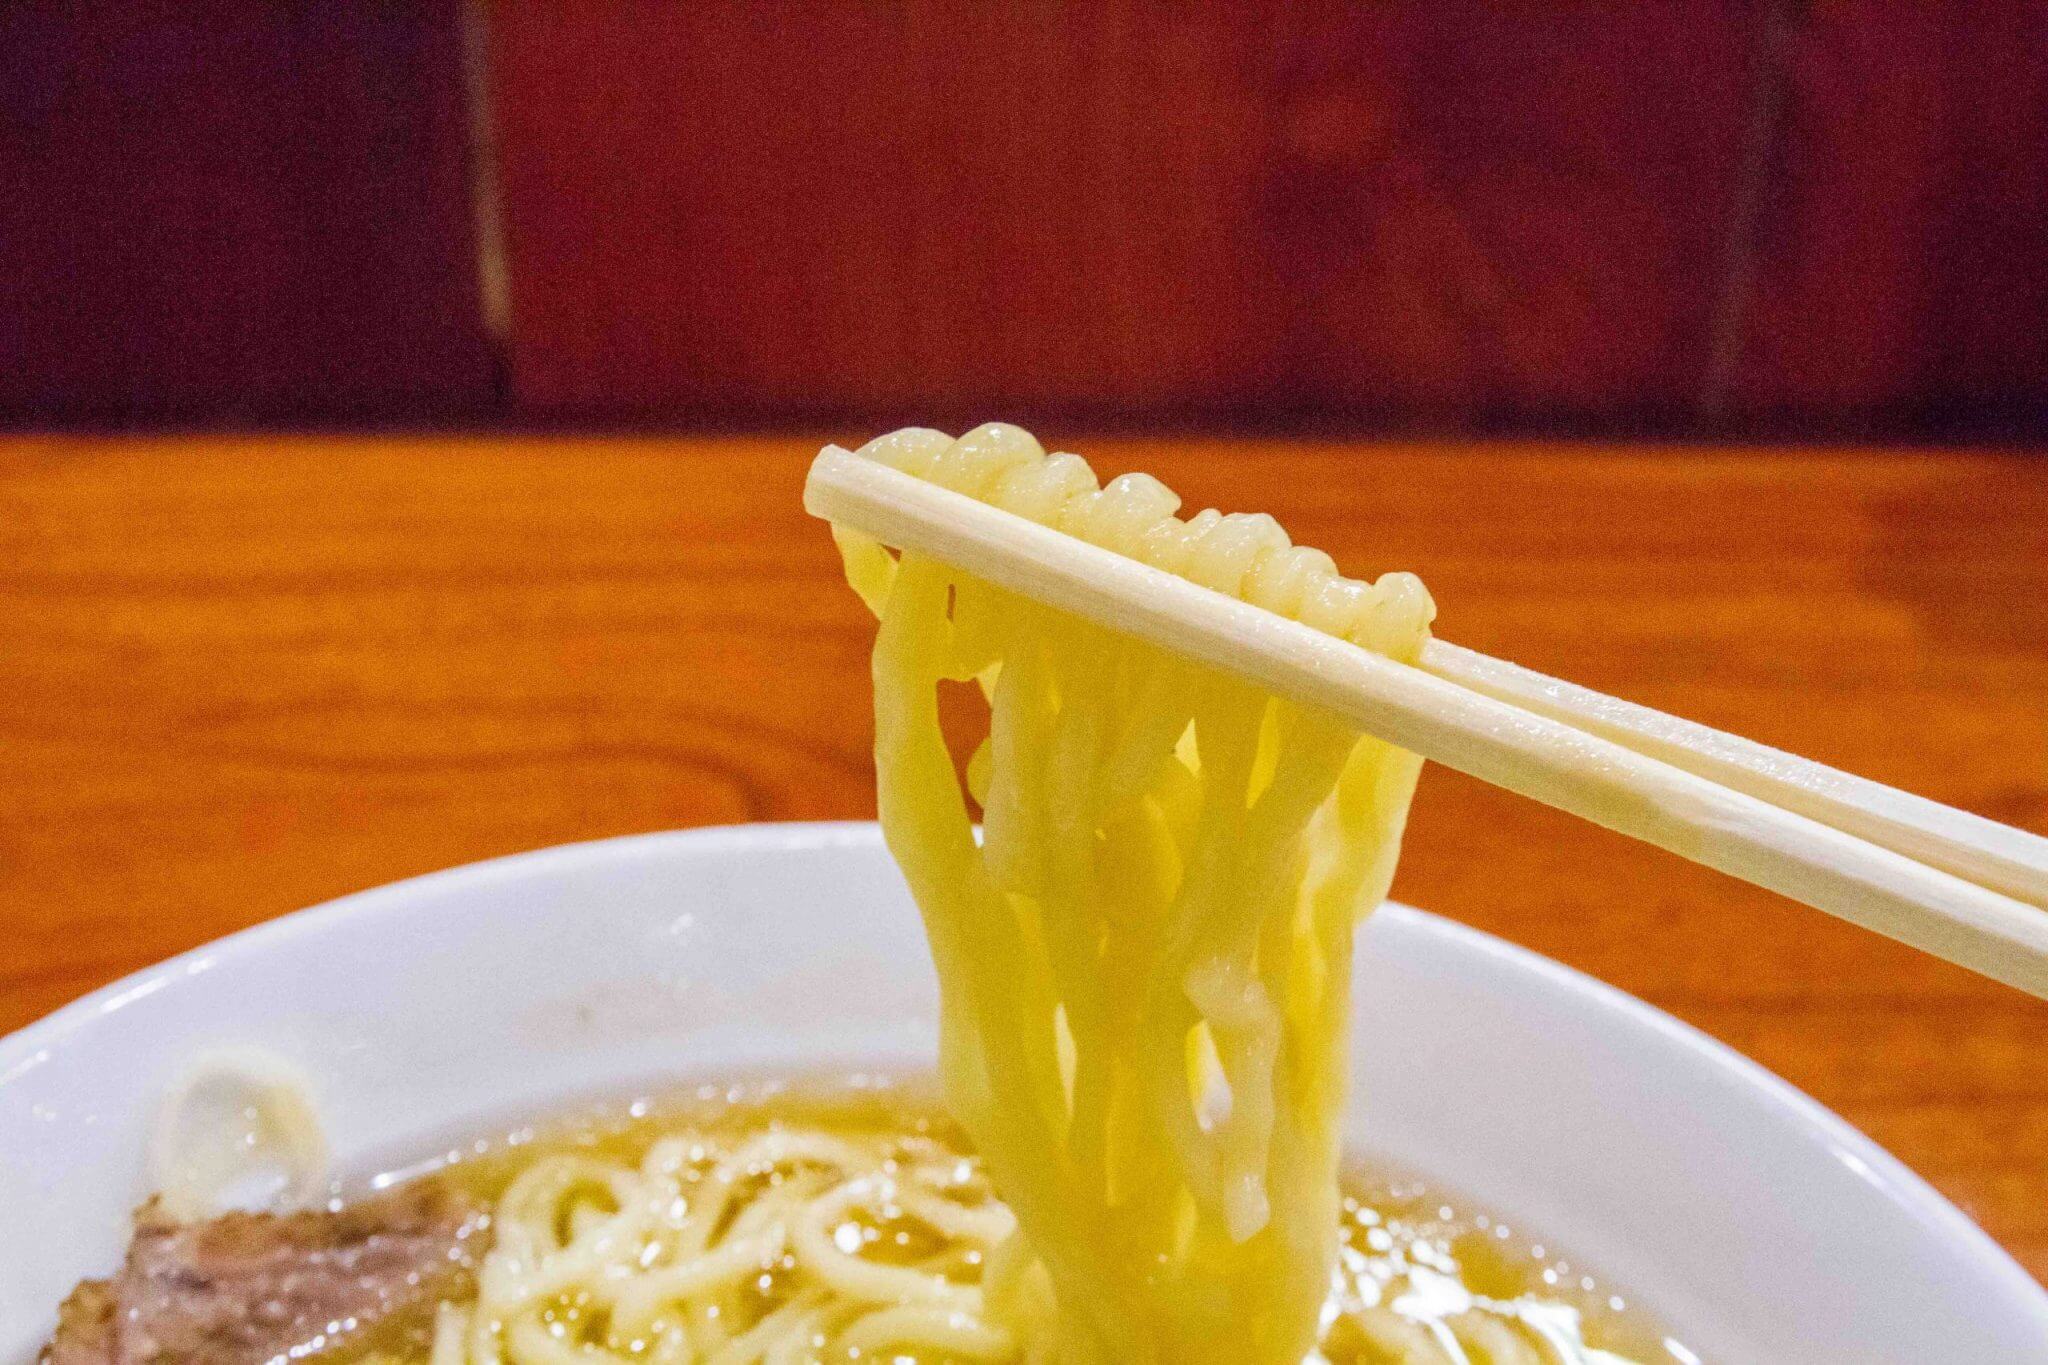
[324,1078,1693,1364]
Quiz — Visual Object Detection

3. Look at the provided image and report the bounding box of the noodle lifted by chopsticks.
[833,423,1433,1364]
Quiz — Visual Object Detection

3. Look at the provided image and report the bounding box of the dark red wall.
[0,3,491,421]
[4,3,2045,438]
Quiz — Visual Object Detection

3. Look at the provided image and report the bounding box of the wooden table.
[3,434,2043,1283]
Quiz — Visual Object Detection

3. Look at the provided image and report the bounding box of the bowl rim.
[4,820,2043,1324]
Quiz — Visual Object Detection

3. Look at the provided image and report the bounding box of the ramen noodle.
[833,424,1433,1361]
[369,1087,1671,1364]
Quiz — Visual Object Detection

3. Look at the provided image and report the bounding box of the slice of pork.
[43,1181,486,1365]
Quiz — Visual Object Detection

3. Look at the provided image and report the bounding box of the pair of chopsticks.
[804,445,2048,1000]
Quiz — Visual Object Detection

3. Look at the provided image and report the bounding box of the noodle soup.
[317,1081,1689,1364]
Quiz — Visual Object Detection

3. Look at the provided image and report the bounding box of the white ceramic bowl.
[3,823,2042,1362]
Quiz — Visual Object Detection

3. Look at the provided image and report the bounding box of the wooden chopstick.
[1420,641,2048,912]
[805,446,2048,1000]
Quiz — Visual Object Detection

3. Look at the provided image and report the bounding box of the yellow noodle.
[328,1096,1654,1364]
[837,424,1432,1362]
[443,1120,1022,1364]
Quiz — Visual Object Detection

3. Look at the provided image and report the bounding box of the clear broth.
[336,1076,1695,1364]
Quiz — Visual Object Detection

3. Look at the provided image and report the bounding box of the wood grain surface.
[2,435,2043,1284]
